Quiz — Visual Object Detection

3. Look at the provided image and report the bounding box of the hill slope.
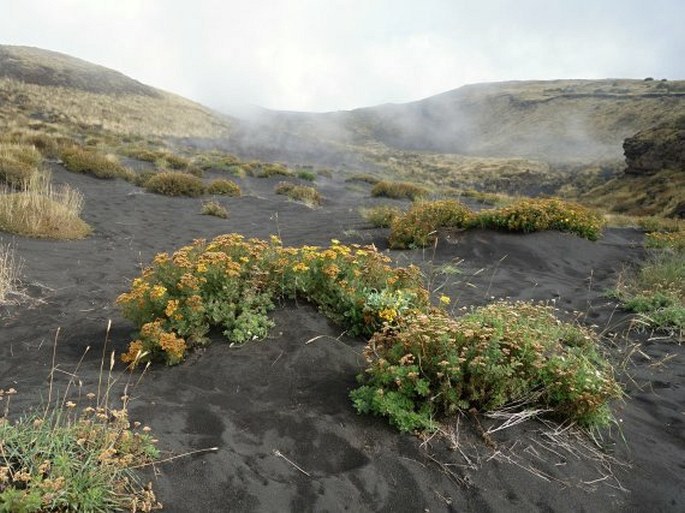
[247,79,685,163]
[0,45,233,139]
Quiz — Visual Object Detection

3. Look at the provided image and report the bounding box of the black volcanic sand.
[1,165,683,513]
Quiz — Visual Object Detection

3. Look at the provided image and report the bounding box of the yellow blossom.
[292,262,309,273]
[439,295,451,306]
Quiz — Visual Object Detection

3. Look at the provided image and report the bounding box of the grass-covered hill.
[252,79,685,162]
[0,45,233,139]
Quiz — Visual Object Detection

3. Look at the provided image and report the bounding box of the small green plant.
[613,248,684,338]
[144,172,205,197]
[60,146,130,179]
[275,182,322,206]
[351,301,622,432]
[476,198,604,240]
[0,397,161,512]
[201,200,229,219]
[296,170,316,181]
[371,180,429,201]
[388,200,474,249]
[360,205,404,228]
[207,179,241,197]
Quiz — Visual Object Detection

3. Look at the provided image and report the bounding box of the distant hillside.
[0,45,233,139]
[247,79,685,163]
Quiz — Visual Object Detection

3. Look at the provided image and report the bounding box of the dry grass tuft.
[371,180,430,201]
[0,242,22,303]
[275,182,322,206]
[0,172,91,239]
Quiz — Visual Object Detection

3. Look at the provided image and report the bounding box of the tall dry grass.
[0,241,22,302]
[0,171,91,239]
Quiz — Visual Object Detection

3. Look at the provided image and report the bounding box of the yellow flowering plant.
[351,301,622,432]
[118,233,621,435]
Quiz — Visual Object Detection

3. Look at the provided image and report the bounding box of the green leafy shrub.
[275,182,322,206]
[207,179,241,196]
[614,246,684,337]
[60,146,129,179]
[371,180,429,200]
[388,200,474,249]
[476,198,604,240]
[201,200,229,218]
[144,171,205,197]
[360,205,404,228]
[296,170,316,181]
[0,392,160,512]
[645,231,685,251]
[256,163,292,178]
[117,236,426,366]
[351,301,622,432]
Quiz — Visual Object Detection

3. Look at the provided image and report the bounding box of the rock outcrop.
[623,120,685,175]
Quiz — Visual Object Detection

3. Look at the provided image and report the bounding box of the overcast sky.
[1,0,683,113]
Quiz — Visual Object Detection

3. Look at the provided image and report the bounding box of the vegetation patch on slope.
[117,235,621,431]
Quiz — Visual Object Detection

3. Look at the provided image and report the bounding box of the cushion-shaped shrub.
[476,198,604,240]
[207,179,241,196]
[144,171,205,197]
[388,200,474,249]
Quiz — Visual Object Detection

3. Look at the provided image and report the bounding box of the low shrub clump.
[144,172,205,197]
[476,198,604,240]
[360,205,404,228]
[0,143,42,188]
[118,234,621,433]
[0,393,161,512]
[201,200,229,219]
[117,235,426,366]
[371,180,429,201]
[296,170,316,181]
[275,182,322,206]
[207,179,241,196]
[60,146,130,180]
[613,240,684,338]
[0,172,91,239]
[256,163,292,178]
[125,147,191,171]
[351,301,622,432]
[388,200,474,249]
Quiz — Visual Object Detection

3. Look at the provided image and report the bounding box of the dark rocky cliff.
[623,120,685,175]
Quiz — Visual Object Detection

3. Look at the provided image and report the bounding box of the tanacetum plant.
[386,198,605,248]
[351,301,622,432]
[476,198,604,240]
[388,200,474,249]
[117,235,427,366]
[118,233,621,432]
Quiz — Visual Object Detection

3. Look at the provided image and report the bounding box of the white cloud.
[0,0,682,112]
